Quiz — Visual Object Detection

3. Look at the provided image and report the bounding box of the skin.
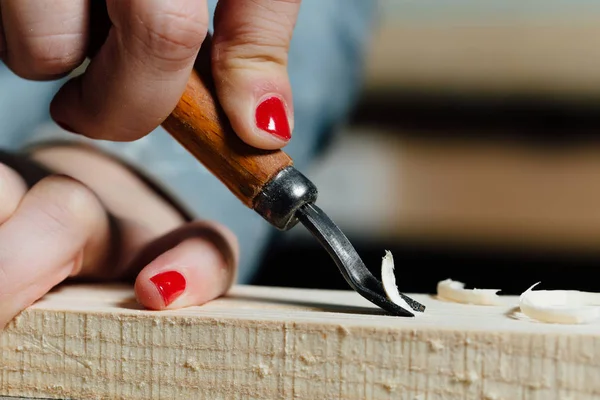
[0,0,302,327]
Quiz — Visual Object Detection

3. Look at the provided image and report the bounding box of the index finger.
[50,0,208,141]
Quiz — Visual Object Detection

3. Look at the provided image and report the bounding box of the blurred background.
[252,0,600,295]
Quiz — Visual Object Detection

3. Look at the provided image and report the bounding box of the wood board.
[364,17,600,98]
[0,284,598,400]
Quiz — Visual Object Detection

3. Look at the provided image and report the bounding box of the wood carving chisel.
[160,38,425,317]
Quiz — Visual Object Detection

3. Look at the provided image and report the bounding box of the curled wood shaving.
[519,282,600,324]
[381,251,422,315]
[436,279,504,305]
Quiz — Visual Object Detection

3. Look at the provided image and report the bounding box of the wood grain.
[162,68,292,207]
[0,284,598,399]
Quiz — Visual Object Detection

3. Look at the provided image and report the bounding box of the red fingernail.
[56,121,77,134]
[255,96,291,141]
[150,271,186,306]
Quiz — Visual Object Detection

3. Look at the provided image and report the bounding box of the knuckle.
[32,176,99,233]
[19,32,86,77]
[213,24,289,71]
[136,8,207,67]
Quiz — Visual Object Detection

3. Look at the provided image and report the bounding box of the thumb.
[211,0,301,150]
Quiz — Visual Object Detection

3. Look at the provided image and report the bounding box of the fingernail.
[150,271,186,306]
[56,121,78,134]
[255,96,291,141]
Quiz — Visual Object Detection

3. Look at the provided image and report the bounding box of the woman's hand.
[0,0,300,149]
[0,145,238,329]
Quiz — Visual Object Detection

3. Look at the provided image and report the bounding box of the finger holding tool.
[161,36,425,317]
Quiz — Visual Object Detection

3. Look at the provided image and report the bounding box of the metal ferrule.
[253,166,318,231]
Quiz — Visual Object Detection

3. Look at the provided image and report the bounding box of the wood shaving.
[437,279,504,305]
[381,250,422,315]
[519,282,600,324]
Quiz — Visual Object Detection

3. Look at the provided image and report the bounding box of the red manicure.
[150,271,186,306]
[255,96,291,141]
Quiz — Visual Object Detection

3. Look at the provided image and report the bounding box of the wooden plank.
[364,18,600,98]
[0,283,598,400]
[391,138,600,250]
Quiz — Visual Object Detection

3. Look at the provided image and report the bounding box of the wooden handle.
[161,43,293,208]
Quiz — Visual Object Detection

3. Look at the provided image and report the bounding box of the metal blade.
[296,203,426,317]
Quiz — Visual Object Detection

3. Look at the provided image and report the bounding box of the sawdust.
[380,380,397,393]
[428,339,444,352]
[337,325,350,337]
[452,370,479,385]
[299,353,316,365]
[184,359,200,371]
[254,364,270,378]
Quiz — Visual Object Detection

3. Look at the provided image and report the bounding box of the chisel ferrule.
[253,166,318,231]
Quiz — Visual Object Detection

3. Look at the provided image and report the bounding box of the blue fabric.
[0,0,376,283]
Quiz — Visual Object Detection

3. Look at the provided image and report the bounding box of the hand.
[0,0,300,149]
[0,145,238,328]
